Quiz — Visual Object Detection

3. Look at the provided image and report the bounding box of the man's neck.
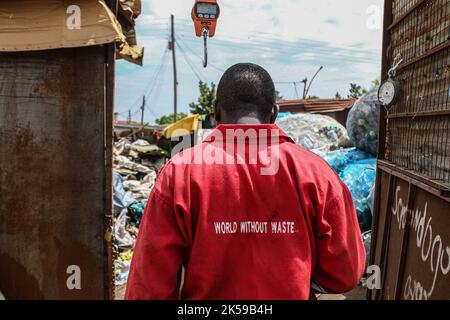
[223,116,267,125]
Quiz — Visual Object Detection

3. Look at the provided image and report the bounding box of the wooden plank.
[394,183,416,299]
[378,160,450,198]
[103,0,117,302]
[368,0,394,300]
[386,110,450,119]
[387,0,428,31]
[395,40,450,73]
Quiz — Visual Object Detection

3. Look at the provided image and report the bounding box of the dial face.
[378,80,397,106]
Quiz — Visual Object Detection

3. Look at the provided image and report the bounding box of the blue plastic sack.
[319,149,350,174]
[315,148,376,232]
[276,112,292,120]
[113,173,136,215]
[129,202,146,227]
[116,270,129,285]
[339,159,376,232]
[314,148,373,175]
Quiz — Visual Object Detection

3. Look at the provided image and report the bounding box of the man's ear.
[213,100,221,124]
[270,104,280,124]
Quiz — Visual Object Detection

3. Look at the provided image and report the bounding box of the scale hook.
[202,28,209,68]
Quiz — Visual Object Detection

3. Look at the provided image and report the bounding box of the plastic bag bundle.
[313,148,373,175]
[340,159,376,232]
[277,113,352,151]
[113,173,136,215]
[276,112,292,120]
[315,148,376,232]
[346,88,380,156]
[359,231,372,286]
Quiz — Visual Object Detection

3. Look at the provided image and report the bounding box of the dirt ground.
[318,286,367,300]
[115,284,127,300]
[114,285,367,300]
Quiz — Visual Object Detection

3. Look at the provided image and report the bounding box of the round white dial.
[378,80,398,106]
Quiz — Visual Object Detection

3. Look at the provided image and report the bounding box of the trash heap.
[346,88,380,156]
[277,91,380,233]
[277,113,353,152]
[112,138,168,291]
[313,148,376,232]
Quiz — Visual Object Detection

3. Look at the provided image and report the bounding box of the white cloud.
[141,0,383,49]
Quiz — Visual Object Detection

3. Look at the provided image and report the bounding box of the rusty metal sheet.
[0,47,112,299]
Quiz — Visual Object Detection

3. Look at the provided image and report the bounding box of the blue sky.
[115,0,384,124]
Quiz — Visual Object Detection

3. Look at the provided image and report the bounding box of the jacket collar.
[203,124,294,143]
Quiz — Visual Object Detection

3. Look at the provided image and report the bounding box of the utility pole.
[301,78,308,99]
[128,110,131,123]
[304,66,323,99]
[290,80,305,100]
[140,96,146,125]
[169,14,178,123]
[293,82,300,99]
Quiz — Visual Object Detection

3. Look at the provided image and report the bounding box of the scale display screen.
[197,3,218,15]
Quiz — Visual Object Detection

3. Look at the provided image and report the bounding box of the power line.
[165,18,379,61]
[171,20,379,57]
[177,36,225,74]
[179,34,312,93]
[144,48,170,101]
[170,14,178,122]
[177,32,378,63]
[176,41,208,83]
[145,56,169,121]
[119,47,169,121]
[124,47,169,116]
[149,57,168,107]
[144,48,170,97]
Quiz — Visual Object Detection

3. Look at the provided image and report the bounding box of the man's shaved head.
[215,63,277,124]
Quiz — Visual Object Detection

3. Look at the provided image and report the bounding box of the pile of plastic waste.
[277,113,353,152]
[112,138,168,292]
[314,147,376,232]
[346,88,380,156]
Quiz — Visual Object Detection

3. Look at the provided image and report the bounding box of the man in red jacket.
[125,63,366,300]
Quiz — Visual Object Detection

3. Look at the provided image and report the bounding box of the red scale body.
[192,0,220,37]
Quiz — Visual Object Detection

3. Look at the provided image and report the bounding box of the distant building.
[277,98,356,127]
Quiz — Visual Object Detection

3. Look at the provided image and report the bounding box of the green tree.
[372,79,381,87]
[348,83,368,99]
[335,92,342,99]
[189,81,216,115]
[155,113,188,125]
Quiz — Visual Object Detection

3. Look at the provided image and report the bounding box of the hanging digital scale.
[192,0,220,68]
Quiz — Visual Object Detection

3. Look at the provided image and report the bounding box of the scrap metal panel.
[369,0,450,300]
[0,46,112,299]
